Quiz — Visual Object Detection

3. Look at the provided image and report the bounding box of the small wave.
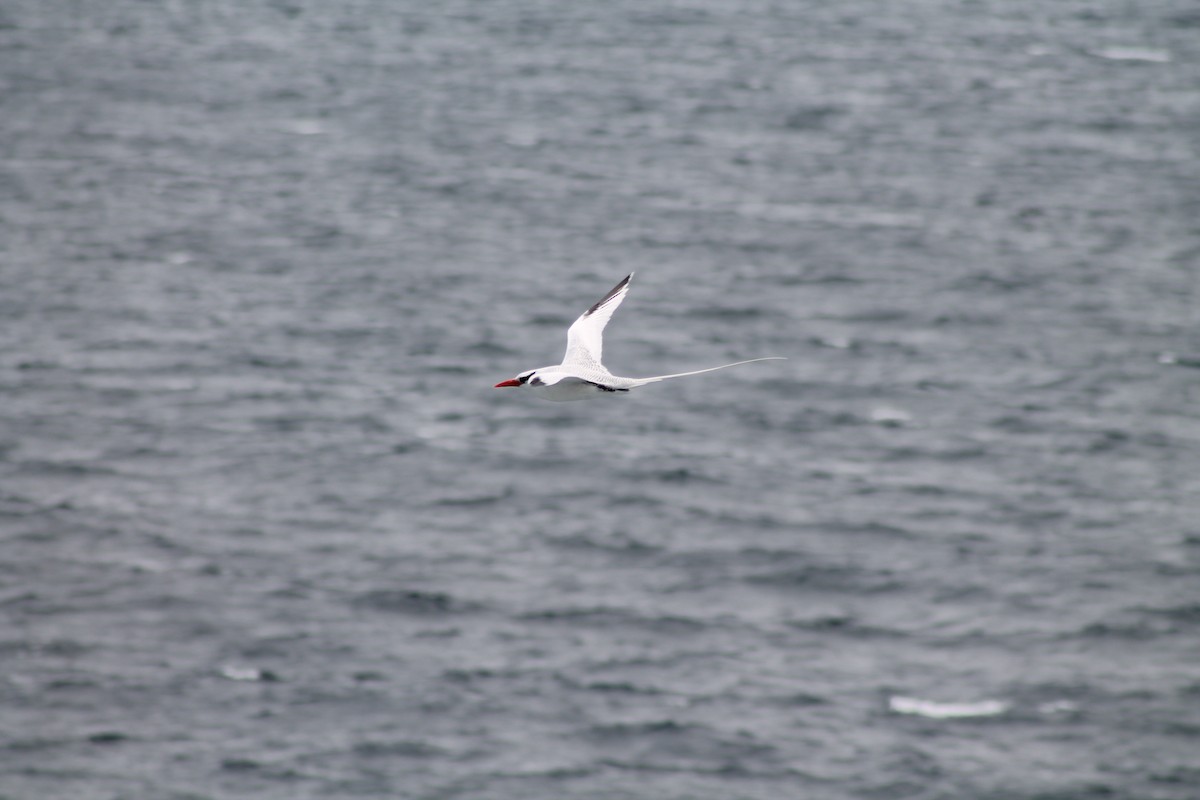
[562,678,665,696]
[1076,604,1200,639]
[880,443,988,462]
[822,519,915,538]
[690,305,766,321]
[617,466,726,486]
[4,737,68,753]
[888,695,1010,719]
[218,665,281,683]
[518,606,705,633]
[734,201,923,229]
[545,532,662,558]
[15,459,116,477]
[585,719,784,776]
[1076,618,1171,640]
[351,589,466,615]
[430,487,513,507]
[786,614,902,639]
[1145,604,1200,625]
[352,740,443,758]
[1157,351,1200,368]
[607,493,666,509]
[1090,46,1171,63]
[587,719,694,740]
[868,406,912,426]
[746,563,902,594]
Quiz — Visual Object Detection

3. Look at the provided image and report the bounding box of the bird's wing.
[562,273,633,369]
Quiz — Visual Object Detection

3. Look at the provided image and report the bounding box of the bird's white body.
[494,273,783,401]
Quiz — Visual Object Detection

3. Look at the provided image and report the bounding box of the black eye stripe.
[518,374,531,384]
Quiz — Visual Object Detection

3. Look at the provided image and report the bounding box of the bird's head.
[494,369,538,389]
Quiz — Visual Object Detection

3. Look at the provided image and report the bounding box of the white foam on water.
[888,695,1010,719]
[1090,46,1171,63]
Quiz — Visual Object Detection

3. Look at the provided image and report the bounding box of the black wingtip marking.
[584,273,633,318]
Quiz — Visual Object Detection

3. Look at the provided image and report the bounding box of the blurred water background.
[3,1,1200,798]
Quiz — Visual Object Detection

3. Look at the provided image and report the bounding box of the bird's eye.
[518,374,531,384]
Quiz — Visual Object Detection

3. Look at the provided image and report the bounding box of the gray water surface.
[3,2,1200,798]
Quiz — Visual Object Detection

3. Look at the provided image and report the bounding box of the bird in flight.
[494,273,784,401]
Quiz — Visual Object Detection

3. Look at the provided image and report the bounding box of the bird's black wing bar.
[583,379,629,393]
[583,273,633,318]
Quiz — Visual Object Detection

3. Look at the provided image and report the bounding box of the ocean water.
[2,1,1200,798]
